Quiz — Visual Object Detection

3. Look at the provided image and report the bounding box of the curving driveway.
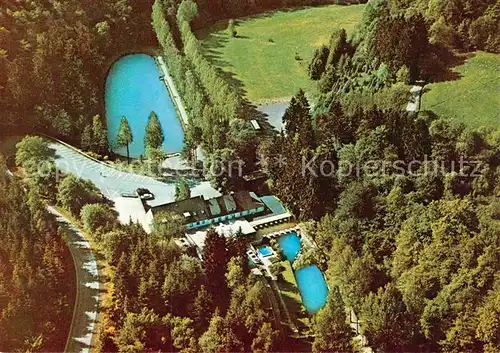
[47,206,100,353]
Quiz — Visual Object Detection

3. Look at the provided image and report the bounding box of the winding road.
[2,136,100,352]
[47,206,100,353]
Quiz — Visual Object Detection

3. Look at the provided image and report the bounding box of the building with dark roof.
[146,191,267,231]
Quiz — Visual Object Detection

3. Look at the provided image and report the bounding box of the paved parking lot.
[52,143,220,206]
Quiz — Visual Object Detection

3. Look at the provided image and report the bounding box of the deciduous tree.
[80,203,118,235]
[151,211,184,241]
[312,286,354,353]
[16,136,55,174]
[57,174,100,216]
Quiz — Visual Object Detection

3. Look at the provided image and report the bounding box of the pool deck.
[156,56,189,126]
[255,222,298,238]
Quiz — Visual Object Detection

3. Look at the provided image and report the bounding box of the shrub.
[85,151,104,161]
[80,203,118,236]
[396,65,410,84]
[57,174,101,216]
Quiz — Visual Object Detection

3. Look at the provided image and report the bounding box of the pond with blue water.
[278,231,329,313]
[105,54,184,158]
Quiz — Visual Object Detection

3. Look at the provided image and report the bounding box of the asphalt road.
[47,206,100,353]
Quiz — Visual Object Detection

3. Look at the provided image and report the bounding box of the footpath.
[156,56,189,126]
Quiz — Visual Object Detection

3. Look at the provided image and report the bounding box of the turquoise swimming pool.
[278,232,301,261]
[278,231,328,313]
[105,54,184,158]
[295,265,329,313]
[258,246,274,257]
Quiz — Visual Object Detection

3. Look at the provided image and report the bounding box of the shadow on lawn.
[426,48,475,83]
[201,30,282,137]
[278,277,312,333]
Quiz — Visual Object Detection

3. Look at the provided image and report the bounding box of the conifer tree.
[91,115,108,155]
[145,111,164,150]
[175,179,191,201]
[116,116,133,163]
[81,125,93,151]
[202,229,228,308]
[282,90,314,148]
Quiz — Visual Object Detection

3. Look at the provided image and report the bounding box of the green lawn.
[197,4,365,104]
[276,261,313,334]
[422,51,500,129]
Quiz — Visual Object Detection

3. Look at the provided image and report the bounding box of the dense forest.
[1,0,499,351]
[0,156,74,352]
[95,225,284,352]
[260,87,500,351]
[386,0,499,52]
[254,0,500,351]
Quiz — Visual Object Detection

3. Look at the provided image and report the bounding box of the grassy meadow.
[422,51,500,129]
[197,4,365,103]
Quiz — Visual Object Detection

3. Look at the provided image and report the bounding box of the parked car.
[136,188,154,200]
[136,188,149,195]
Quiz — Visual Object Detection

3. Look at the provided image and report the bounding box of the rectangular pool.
[278,232,301,261]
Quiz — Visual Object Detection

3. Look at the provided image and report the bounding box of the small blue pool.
[105,54,184,158]
[278,232,301,261]
[258,246,273,257]
[295,265,329,313]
